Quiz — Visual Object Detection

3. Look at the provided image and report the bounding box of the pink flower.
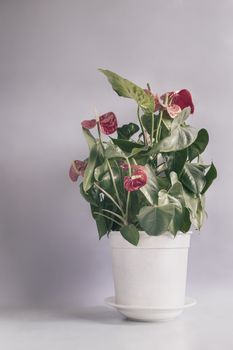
[170,89,194,114]
[99,112,118,135]
[69,160,87,182]
[166,104,182,118]
[124,165,147,192]
[145,89,194,117]
[81,119,97,129]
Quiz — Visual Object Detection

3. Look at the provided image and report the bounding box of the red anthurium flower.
[124,165,147,192]
[81,119,97,129]
[69,160,87,182]
[99,112,118,135]
[171,89,194,114]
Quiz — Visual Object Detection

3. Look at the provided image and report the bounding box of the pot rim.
[109,231,192,249]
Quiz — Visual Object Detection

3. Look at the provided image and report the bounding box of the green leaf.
[180,208,192,233]
[183,190,206,230]
[139,165,160,205]
[104,143,125,159]
[150,108,197,154]
[99,69,154,112]
[83,144,100,192]
[201,162,217,194]
[80,182,98,207]
[181,163,206,194]
[158,185,184,236]
[82,128,96,150]
[110,138,145,153]
[172,107,191,127]
[94,161,108,181]
[117,123,139,140]
[91,204,111,239]
[141,114,157,135]
[164,149,187,175]
[120,224,140,246]
[137,204,174,236]
[153,125,198,153]
[188,128,209,161]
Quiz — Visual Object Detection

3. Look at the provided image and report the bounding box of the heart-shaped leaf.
[137,204,174,236]
[180,163,206,194]
[153,125,198,153]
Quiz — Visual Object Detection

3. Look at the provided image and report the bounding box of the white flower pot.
[108,231,193,321]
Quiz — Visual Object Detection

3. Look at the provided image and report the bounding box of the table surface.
[0,289,232,350]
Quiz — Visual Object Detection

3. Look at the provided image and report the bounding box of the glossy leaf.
[158,177,185,235]
[117,123,139,140]
[99,69,154,111]
[202,162,217,194]
[110,138,145,153]
[181,163,206,194]
[188,128,209,161]
[141,114,157,135]
[91,204,112,239]
[179,208,192,233]
[172,107,191,127]
[138,204,174,236]
[80,182,98,207]
[104,143,125,159]
[151,125,197,154]
[164,149,187,175]
[139,165,160,205]
[183,189,206,230]
[120,224,140,246]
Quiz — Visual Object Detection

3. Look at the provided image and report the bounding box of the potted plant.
[69,69,217,321]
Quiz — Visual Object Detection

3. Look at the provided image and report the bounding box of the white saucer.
[105,296,196,322]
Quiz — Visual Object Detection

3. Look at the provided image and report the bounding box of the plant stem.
[94,182,123,215]
[102,209,125,223]
[155,110,163,143]
[93,212,122,227]
[151,112,154,145]
[125,157,132,223]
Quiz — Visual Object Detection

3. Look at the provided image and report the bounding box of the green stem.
[94,182,123,213]
[155,110,163,143]
[102,209,125,223]
[93,212,122,227]
[125,157,132,222]
[151,112,154,145]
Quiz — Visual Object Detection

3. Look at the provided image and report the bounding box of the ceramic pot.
[109,231,192,320]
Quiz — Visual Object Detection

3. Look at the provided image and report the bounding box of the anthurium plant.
[69,69,217,246]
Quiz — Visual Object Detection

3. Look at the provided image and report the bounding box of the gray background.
[0,0,232,309]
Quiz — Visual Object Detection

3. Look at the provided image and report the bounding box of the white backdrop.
[0,0,232,308]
